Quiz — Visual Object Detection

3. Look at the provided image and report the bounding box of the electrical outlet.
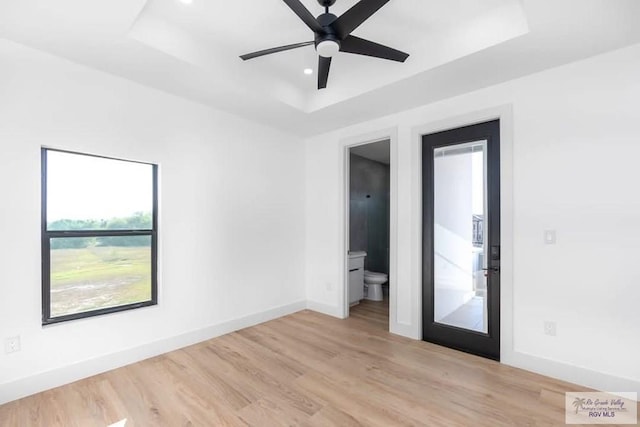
[4,336,21,354]
[544,321,557,337]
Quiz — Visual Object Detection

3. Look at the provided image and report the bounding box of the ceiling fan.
[240,0,409,90]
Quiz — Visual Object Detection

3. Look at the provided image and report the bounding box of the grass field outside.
[50,246,152,317]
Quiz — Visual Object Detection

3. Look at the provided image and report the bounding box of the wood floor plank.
[196,340,325,416]
[302,405,364,427]
[237,396,311,427]
[163,349,254,412]
[294,369,420,427]
[53,378,131,427]
[1,303,637,426]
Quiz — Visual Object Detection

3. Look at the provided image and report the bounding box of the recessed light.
[304,68,313,75]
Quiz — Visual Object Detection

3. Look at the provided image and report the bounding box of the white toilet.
[364,270,387,301]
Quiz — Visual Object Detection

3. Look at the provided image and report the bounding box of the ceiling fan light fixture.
[240,0,410,90]
[316,40,340,58]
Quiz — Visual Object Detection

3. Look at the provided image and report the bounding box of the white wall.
[0,39,306,404]
[305,42,640,393]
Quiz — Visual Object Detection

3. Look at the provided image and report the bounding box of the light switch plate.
[544,230,557,245]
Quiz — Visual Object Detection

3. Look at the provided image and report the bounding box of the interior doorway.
[422,120,501,360]
[346,139,391,329]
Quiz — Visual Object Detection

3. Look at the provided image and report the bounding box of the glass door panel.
[433,141,487,333]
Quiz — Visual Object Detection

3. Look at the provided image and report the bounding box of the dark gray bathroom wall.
[349,153,390,274]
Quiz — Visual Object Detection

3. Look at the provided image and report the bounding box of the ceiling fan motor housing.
[317,0,337,7]
[314,13,341,57]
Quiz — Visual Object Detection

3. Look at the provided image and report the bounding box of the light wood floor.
[1,306,637,426]
[349,297,389,331]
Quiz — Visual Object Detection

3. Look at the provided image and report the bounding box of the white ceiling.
[1,0,640,136]
[129,0,527,112]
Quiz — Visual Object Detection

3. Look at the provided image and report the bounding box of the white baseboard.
[390,321,419,339]
[305,300,640,398]
[5,300,636,406]
[503,350,640,397]
[0,300,306,405]
[306,300,345,318]
[306,300,418,340]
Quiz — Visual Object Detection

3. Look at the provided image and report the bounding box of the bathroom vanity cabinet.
[348,251,366,305]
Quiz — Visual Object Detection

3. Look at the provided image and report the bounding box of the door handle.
[482,267,500,272]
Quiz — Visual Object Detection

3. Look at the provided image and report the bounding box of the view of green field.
[50,246,151,317]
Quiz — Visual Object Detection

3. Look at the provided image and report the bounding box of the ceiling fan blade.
[318,56,332,89]
[331,0,391,39]
[340,35,409,62]
[282,0,324,33]
[240,41,315,60]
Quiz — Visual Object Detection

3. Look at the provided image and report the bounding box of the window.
[41,148,158,324]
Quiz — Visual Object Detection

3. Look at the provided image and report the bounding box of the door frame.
[340,128,399,330]
[410,105,514,362]
[422,120,501,360]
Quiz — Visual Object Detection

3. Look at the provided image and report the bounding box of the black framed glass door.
[422,120,501,360]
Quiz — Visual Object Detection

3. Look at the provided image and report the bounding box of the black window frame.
[41,148,158,325]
